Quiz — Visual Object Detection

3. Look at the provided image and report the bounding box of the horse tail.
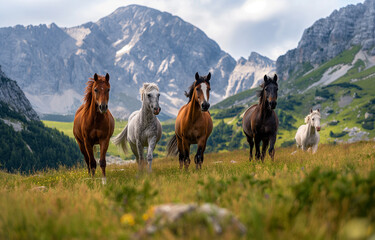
[112,125,128,154]
[166,134,179,157]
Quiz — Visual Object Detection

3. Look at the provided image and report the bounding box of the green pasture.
[1,142,375,239]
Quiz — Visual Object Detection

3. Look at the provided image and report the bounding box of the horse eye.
[312,118,315,121]
[107,89,110,92]
[148,94,151,98]
[157,94,160,97]
[94,89,98,93]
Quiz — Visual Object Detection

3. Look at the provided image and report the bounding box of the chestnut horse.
[73,73,114,184]
[167,72,213,170]
[242,74,278,162]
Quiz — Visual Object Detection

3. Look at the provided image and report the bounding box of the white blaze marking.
[201,83,208,102]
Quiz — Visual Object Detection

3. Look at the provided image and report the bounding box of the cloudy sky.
[0,0,364,60]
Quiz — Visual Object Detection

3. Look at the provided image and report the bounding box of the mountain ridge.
[0,5,273,119]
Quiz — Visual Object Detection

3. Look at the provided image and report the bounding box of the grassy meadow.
[1,141,375,239]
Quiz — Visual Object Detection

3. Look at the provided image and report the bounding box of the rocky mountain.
[277,0,375,83]
[0,65,39,121]
[0,67,81,173]
[0,5,272,119]
[225,52,275,98]
[212,0,375,147]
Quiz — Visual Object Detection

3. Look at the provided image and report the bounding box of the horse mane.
[184,82,195,103]
[140,82,159,101]
[83,79,95,110]
[256,83,265,104]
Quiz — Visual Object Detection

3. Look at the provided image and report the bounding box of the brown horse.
[242,74,279,162]
[167,72,213,170]
[73,73,114,183]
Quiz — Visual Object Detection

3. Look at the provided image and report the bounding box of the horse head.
[305,109,321,131]
[92,73,110,114]
[262,74,278,110]
[194,72,211,112]
[140,83,161,115]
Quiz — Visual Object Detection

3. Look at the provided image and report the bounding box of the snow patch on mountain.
[25,89,82,114]
[65,27,91,47]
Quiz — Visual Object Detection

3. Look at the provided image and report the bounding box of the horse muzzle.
[153,107,161,115]
[99,104,108,113]
[201,102,210,112]
[270,101,277,110]
[316,126,321,131]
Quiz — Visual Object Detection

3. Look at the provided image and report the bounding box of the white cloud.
[0,0,364,60]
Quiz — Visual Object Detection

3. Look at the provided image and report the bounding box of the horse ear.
[264,75,269,84]
[195,72,200,81]
[105,73,110,82]
[94,73,98,82]
[317,108,320,112]
[207,72,211,81]
[273,74,278,82]
[310,108,313,113]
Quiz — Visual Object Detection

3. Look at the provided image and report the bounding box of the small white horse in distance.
[112,83,162,172]
[295,109,321,153]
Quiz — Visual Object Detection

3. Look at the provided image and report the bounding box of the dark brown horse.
[242,74,278,162]
[167,72,213,170]
[73,73,114,183]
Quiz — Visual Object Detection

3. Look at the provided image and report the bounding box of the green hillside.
[208,46,375,149]
[0,103,81,173]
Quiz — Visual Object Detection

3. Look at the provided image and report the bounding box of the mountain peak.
[276,0,374,81]
[0,69,39,121]
[248,52,274,65]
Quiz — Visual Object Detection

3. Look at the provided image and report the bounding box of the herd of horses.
[73,72,322,182]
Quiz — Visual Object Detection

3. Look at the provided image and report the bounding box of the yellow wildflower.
[120,213,135,226]
[142,206,156,221]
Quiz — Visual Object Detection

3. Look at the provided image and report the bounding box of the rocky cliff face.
[226,52,275,97]
[0,66,39,121]
[277,0,375,81]
[0,5,273,118]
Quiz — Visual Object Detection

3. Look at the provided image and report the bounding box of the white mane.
[140,83,159,101]
[305,110,321,124]
[296,109,321,154]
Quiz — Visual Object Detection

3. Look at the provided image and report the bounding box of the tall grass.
[0,142,374,239]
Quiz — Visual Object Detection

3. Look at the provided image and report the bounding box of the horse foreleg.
[195,138,207,169]
[194,147,203,170]
[84,140,96,177]
[136,140,145,171]
[99,139,109,184]
[182,139,191,170]
[261,138,269,163]
[312,144,318,154]
[254,136,261,161]
[77,139,90,174]
[147,136,157,173]
[268,134,277,161]
[245,133,254,161]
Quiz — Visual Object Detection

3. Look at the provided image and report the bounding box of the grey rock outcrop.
[0,66,39,121]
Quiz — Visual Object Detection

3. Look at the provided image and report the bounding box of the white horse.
[112,83,162,171]
[295,109,321,153]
